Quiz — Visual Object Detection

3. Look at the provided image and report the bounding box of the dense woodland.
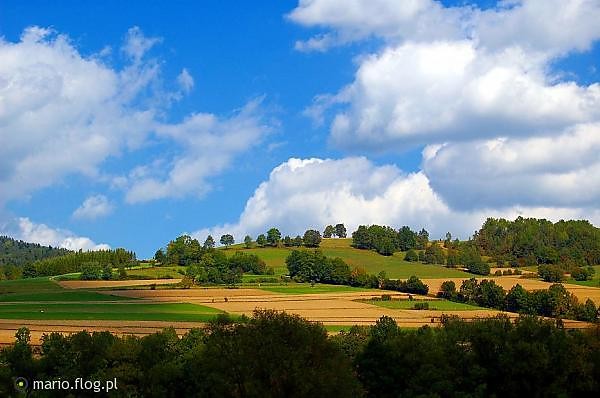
[0,236,71,280]
[1,311,599,397]
[22,249,137,278]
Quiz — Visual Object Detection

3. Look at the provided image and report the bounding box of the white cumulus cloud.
[72,195,114,220]
[15,217,110,251]
[195,158,600,242]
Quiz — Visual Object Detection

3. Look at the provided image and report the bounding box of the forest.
[1,310,599,397]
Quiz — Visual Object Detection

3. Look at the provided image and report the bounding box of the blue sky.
[1,1,600,258]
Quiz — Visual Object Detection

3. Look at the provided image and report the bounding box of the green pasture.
[0,291,132,302]
[0,302,224,322]
[225,238,471,279]
[364,299,484,311]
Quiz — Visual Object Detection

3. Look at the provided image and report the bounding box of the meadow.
[363,298,484,311]
[225,238,471,279]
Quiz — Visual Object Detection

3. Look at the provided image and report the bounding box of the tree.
[266,228,281,247]
[154,249,166,264]
[352,225,371,249]
[397,226,417,251]
[404,249,419,262]
[444,232,452,247]
[256,234,267,247]
[244,235,253,249]
[416,228,429,250]
[303,230,322,247]
[101,265,113,280]
[203,235,215,250]
[283,236,292,247]
[293,235,303,247]
[571,266,595,281]
[335,223,347,238]
[538,264,564,282]
[423,244,446,264]
[505,284,530,313]
[437,280,456,299]
[323,225,335,238]
[219,234,234,249]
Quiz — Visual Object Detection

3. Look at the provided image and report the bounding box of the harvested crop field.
[58,279,182,289]
[102,287,524,328]
[0,319,207,346]
[422,277,600,304]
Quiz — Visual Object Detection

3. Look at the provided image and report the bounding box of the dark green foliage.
[166,235,202,265]
[437,280,457,300]
[335,223,347,238]
[475,217,600,267]
[415,228,429,250]
[571,266,595,281]
[80,262,102,280]
[219,234,234,248]
[244,235,253,248]
[398,226,417,251]
[352,224,418,255]
[266,228,282,246]
[355,315,600,398]
[404,249,419,262]
[0,235,70,268]
[283,235,292,246]
[203,235,215,249]
[381,276,429,295]
[256,234,266,247]
[227,251,267,274]
[285,250,351,284]
[154,248,166,264]
[293,235,303,247]
[423,244,446,264]
[323,225,335,238]
[538,264,564,282]
[303,229,322,247]
[29,248,136,278]
[467,261,491,275]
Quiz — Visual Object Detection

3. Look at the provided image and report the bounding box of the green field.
[0,291,132,302]
[260,284,374,294]
[364,299,484,311]
[566,265,600,287]
[0,302,224,322]
[0,277,63,294]
[225,238,471,279]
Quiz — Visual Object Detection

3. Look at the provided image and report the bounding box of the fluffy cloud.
[0,26,157,206]
[124,99,270,203]
[195,158,600,242]
[72,195,114,220]
[291,0,600,219]
[14,218,110,251]
[422,123,600,209]
[326,41,600,150]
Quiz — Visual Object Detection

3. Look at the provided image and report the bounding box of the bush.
[404,249,419,262]
[571,267,595,281]
[80,262,102,280]
[413,302,429,310]
[467,262,490,276]
[538,264,564,283]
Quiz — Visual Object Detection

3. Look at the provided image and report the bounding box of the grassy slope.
[364,299,484,311]
[566,265,600,287]
[225,238,471,279]
[0,291,132,302]
[0,302,224,322]
[0,277,63,294]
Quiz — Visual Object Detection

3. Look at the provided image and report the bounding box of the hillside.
[0,236,71,268]
[224,238,471,279]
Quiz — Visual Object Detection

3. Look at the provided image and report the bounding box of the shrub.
[404,249,419,262]
[538,264,564,283]
[467,262,490,276]
[413,302,429,310]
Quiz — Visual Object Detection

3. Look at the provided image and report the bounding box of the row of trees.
[183,250,272,286]
[2,311,600,397]
[352,225,431,255]
[248,228,323,248]
[438,279,599,322]
[22,249,136,278]
[285,249,429,294]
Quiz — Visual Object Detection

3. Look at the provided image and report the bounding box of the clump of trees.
[186,250,273,286]
[323,223,347,238]
[285,250,428,294]
[474,217,600,268]
[437,278,599,323]
[23,248,136,278]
